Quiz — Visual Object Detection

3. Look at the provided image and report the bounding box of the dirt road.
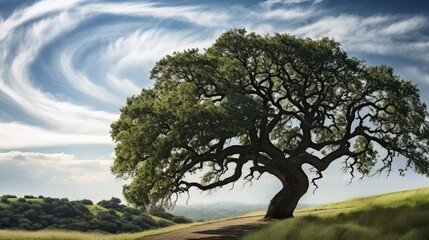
[142,209,337,240]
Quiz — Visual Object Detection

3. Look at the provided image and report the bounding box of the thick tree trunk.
[264,166,309,219]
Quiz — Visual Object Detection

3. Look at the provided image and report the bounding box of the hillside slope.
[244,187,429,240]
[0,195,190,233]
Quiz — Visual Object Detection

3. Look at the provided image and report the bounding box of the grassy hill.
[0,195,188,234]
[243,187,429,240]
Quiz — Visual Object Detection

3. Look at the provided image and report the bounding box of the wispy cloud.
[0,0,84,40]
[1,0,429,151]
[81,2,233,28]
[0,122,112,149]
[289,14,429,61]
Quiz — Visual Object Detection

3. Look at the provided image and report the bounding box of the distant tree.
[2,195,17,198]
[149,207,175,220]
[1,196,9,203]
[157,219,174,228]
[171,216,193,224]
[98,197,122,210]
[78,199,93,205]
[111,29,429,219]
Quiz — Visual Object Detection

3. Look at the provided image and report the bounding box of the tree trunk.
[264,166,309,219]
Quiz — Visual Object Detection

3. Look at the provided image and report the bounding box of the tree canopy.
[111,29,429,219]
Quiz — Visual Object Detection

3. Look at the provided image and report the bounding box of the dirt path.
[142,209,338,240]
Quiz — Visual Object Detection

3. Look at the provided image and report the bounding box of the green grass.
[0,198,43,207]
[243,187,429,240]
[85,204,109,215]
[243,203,429,240]
[297,187,429,212]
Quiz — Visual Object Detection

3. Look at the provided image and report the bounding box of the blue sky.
[0,0,428,205]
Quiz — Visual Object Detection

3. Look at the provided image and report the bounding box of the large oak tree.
[111,29,429,219]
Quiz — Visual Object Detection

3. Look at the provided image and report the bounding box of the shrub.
[2,195,17,198]
[158,219,174,227]
[1,196,9,203]
[79,199,93,205]
[172,215,193,224]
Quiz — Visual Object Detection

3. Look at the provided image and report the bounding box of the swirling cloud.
[0,0,428,150]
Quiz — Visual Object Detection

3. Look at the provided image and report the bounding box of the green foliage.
[78,199,93,205]
[171,216,193,224]
[111,29,429,212]
[97,197,122,211]
[0,196,9,204]
[150,208,192,224]
[0,195,191,233]
[2,195,17,198]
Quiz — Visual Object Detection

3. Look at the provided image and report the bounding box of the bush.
[158,219,174,227]
[0,195,191,233]
[172,215,193,224]
[79,199,93,205]
[38,195,44,199]
[2,195,17,198]
[98,197,122,210]
[1,196,9,203]
[150,209,175,220]
[24,195,35,199]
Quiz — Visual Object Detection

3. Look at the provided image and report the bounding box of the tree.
[111,29,429,219]
[98,197,122,211]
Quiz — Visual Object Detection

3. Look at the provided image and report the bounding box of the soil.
[142,209,337,240]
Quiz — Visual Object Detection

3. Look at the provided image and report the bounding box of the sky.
[0,0,429,206]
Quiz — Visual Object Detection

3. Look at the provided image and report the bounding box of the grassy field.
[243,187,429,240]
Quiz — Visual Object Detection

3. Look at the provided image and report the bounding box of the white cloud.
[403,67,429,85]
[0,122,112,149]
[103,28,215,93]
[381,16,427,36]
[0,151,125,202]
[289,14,429,62]
[0,151,114,183]
[81,2,232,28]
[262,0,322,8]
[259,8,316,21]
[58,46,121,103]
[0,0,84,40]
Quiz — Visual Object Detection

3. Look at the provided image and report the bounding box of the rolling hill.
[243,187,429,240]
[0,195,190,234]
